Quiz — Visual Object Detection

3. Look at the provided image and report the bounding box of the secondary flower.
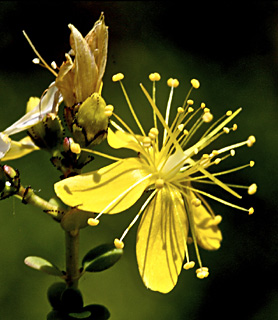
[0,84,62,160]
[54,73,256,293]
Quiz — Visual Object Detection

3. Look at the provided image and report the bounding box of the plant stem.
[65,230,80,288]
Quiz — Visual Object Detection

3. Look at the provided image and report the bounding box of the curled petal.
[1,136,39,161]
[0,133,11,159]
[107,128,143,153]
[54,157,152,213]
[136,186,188,293]
[3,84,62,136]
[191,196,222,250]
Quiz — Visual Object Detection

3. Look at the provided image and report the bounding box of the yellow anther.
[191,79,200,89]
[230,149,236,156]
[87,218,100,226]
[183,261,195,270]
[183,129,189,136]
[250,160,255,167]
[232,124,238,131]
[178,124,185,132]
[70,143,81,154]
[51,61,57,69]
[204,107,210,113]
[191,198,201,207]
[104,104,114,117]
[248,183,257,195]
[187,99,194,105]
[247,135,256,147]
[32,58,40,64]
[155,178,164,189]
[226,110,233,116]
[148,127,159,140]
[214,158,221,165]
[196,267,209,279]
[142,136,152,148]
[167,78,179,88]
[149,72,161,81]
[48,113,56,121]
[114,238,124,249]
[202,112,213,123]
[177,107,184,113]
[223,127,230,134]
[213,215,222,225]
[211,150,219,157]
[112,73,124,82]
[188,107,194,113]
[248,207,254,215]
[201,102,206,109]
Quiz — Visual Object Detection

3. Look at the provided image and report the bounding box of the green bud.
[28,114,64,153]
[0,164,20,199]
[72,93,108,147]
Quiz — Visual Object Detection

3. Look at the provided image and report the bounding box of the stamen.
[191,198,201,207]
[183,261,195,270]
[104,104,114,117]
[149,72,161,82]
[142,136,152,148]
[191,79,200,89]
[167,78,179,88]
[196,267,209,279]
[148,127,159,140]
[112,73,124,82]
[23,31,58,77]
[32,58,40,64]
[202,112,213,123]
[248,183,257,195]
[88,218,100,226]
[249,207,254,215]
[247,135,256,147]
[114,238,124,249]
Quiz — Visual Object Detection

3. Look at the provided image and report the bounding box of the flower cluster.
[55,72,256,293]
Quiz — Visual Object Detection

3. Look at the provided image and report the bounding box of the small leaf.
[84,304,110,320]
[24,256,64,277]
[82,243,123,272]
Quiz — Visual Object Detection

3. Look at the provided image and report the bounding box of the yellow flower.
[54,73,256,293]
[0,84,62,160]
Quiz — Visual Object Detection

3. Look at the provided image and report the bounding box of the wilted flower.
[56,13,109,147]
[0,84,62,160]
[54,73,256,293]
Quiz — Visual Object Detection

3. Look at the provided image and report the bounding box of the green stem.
[65,230,80,288]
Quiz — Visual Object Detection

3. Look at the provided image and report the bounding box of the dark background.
[0,2,277,319]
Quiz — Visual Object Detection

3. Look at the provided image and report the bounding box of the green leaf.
[24,256,64,277]
[82,243,123,272]
[83,304,110,320]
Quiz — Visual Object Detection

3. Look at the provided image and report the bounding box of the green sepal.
[61,287,83,313]
[47,282,67,310]
[73,93,108,147]
[28,114,64,152]
[24,256,64,277]
[82,243,123,272]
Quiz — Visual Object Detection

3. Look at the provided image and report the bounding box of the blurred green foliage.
[0,2,277,319]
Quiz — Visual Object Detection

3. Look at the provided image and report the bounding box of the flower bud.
[28,114,64,153]
[71,93,108,147]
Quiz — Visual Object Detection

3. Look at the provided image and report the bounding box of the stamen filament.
[81,148,123,161]
[118,80,146,136]
[119,190,157,242]
[23,31,58,77]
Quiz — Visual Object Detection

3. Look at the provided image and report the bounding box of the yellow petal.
[192,195,222,250]
[136,186,188,293]
[54,157,152,213]
[1,136,39,161]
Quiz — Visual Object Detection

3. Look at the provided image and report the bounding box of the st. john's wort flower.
[54,73,257,293]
